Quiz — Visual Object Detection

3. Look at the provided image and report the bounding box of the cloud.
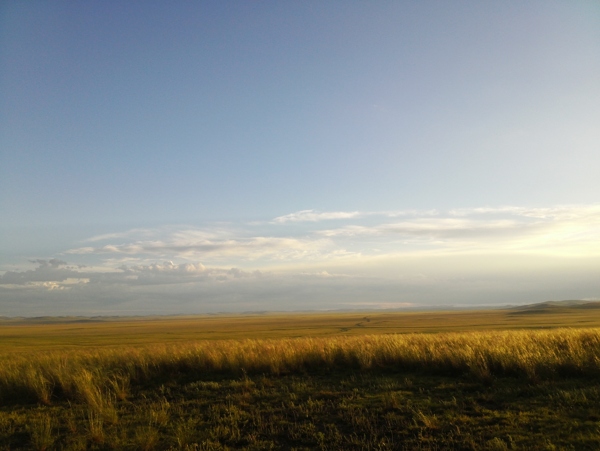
[84,228,156,243]
[0,259,83,285]
[68,233,333,262]
[315,205,600,256]
[29,258,68,268]
[45,204,600,275]
[273,210,362,223]
[0,259,265,291]
[448,205,600,220]
[115,261,264,285]
[0,258,384,315]
[318,218,536,238]
[2,204,599,316]
[272,209,440,224]
[2,253,599,316]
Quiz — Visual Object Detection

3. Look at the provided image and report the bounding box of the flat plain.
[1,302,600,450]
[4,301,600,349]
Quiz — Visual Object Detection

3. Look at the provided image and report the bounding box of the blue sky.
[1,1,599,315]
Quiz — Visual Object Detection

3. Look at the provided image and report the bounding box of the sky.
[1,1,599,316]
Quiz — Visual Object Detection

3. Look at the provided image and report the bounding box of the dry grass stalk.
[1,328,599,406]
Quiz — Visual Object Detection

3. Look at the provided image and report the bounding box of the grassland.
[1,303,600,449]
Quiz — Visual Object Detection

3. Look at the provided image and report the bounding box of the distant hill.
[508,300,600,315]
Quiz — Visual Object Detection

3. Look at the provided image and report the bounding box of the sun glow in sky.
[1,1,599,315]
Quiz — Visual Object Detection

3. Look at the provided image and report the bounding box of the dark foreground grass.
[2,369,600,450]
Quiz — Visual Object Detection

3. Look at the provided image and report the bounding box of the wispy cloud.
[272,210,363,223]
[0,259,264,289]
[315,205,600,256]
[318,218,536,238]
[2,204,599,315]
[271,209,439,223]
[68,229,334,262]
[84,228,158,243]
[55,204,600,263]
[448,205,600,220]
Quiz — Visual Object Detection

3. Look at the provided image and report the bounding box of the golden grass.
[3,306,600,352]
[2,328,600,406]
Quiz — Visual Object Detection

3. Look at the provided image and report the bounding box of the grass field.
[4,301,600,350]
[1,302,600,449]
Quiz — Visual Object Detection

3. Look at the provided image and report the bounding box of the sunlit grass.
[2,328,600,406]
[3,305,600,351]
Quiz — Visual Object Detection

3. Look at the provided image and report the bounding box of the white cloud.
[84,228,156,243]
[273,210,362,223]
[384,219,526,235]
[24,204,600,280]
[315,205,600,256]
[12,204,600,274]
[2,204,599,316]
[319,218,536,238]
[448,204,600,220]
[67,233,333,262]
[271,209,439,223]
[0,259,265,291]
[1,254,599,316]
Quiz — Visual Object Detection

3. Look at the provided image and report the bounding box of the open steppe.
[4,300,600,349]
[1,302,600,450]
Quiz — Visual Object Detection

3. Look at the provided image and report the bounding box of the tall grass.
[1,328,599,405]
